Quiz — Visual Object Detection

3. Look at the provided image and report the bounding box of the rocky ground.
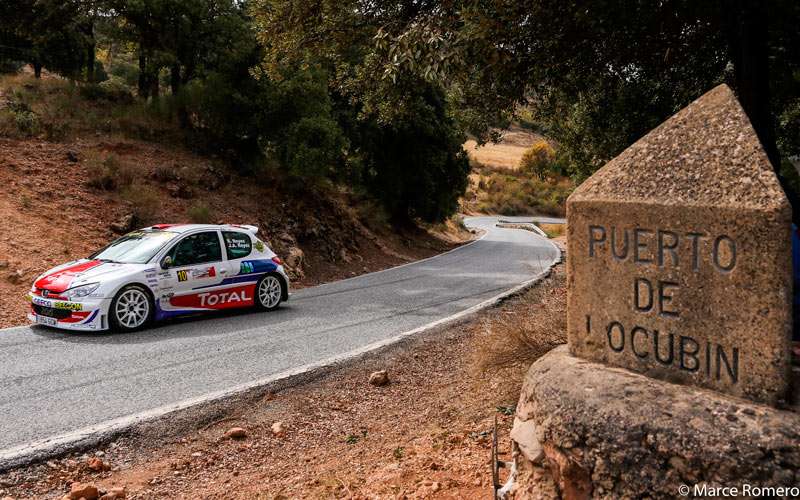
[0,263,567,500]
[0,137,470,328]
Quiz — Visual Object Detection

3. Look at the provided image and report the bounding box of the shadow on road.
[28,305,297,345]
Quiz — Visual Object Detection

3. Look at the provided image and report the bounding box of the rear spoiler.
[231,224,259,235]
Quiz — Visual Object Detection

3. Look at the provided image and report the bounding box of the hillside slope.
[0,79,470,328]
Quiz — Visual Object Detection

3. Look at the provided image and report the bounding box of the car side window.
[167,232,222,267]
[223,231,252,260]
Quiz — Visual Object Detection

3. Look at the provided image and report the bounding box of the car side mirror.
[162,255,173,269]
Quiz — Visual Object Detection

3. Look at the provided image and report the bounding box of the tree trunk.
[138,51,149,99]
[86,42,96,83]
[150,69,160,100]
[170,63,181,95]
[33,61,42,78]
[85,19,96,83]
[726,1,777,165]
[726,0,799,222]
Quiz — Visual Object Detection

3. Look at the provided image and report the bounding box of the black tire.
[255,273,284,311]
[109,284,154,332]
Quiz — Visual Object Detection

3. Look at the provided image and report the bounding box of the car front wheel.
[110,285,153,332]
[256,274,284,311]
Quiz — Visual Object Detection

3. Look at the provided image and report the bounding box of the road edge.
[0,230,561,472]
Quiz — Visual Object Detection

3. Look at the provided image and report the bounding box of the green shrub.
[121,183,160,223]
[187,202,213,223]
[470,163,573,217]
[86,153,136,190]
[152,164,180,183]
[12,108,40,136]
[80,79,134,104]
[92,60,109,83]
[0,96,41,137]
[108,59,140,87]
[519,140,557,180]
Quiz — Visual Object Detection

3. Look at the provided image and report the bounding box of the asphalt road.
[0,216,560,463]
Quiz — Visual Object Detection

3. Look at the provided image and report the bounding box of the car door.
[162,231,227,310]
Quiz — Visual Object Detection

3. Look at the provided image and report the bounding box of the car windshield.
[90,230,179,264]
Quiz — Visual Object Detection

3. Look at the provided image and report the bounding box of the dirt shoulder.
[0,262,566,500]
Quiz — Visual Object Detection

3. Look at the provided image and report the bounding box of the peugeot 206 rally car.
[27,224,290,332]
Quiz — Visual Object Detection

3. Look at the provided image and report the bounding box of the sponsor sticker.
[240,261,255,274]
[32,297,51,307]
[198,289,250,307]
[254,240,265,252]
[169,284,256,309]
[54,301,82,311]
[191,266,216,279]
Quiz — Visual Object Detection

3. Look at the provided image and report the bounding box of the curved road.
[0,216,561,466]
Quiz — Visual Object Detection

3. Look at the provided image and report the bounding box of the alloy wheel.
[114,288,150,329]
[258,276,282,309]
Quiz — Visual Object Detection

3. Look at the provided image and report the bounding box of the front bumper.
[277,266,291,301]
[27,293,110,331]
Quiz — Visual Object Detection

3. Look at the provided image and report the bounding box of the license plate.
[35,315,57,327]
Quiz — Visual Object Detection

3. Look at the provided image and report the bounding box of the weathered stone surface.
[368,370,389,387]
[514,347,800,498]
[510,417,543,463]
[566,84,792,405]
[68,482,99,500]
[270,421,285,436]
[224,427,247,439]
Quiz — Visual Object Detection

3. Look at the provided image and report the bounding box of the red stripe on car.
[59,311,92,324]
[34,260,103,293]
[169,284,256,310]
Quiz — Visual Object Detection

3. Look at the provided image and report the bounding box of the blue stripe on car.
[153,299,201,321]
[82,310,99,324]
[191,260,278,290]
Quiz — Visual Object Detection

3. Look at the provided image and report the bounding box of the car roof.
[142,224,258,234]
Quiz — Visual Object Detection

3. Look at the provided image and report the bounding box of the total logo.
[169,284,256,309]
[198,289,251,307]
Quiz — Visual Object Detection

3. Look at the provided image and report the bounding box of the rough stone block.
[566,84,792,405]
[513,347,800,498]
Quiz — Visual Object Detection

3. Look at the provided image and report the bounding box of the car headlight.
[63,283,101,300]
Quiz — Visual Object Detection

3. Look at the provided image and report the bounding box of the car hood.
[34,259,148,293]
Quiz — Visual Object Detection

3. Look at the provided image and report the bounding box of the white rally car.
[27,224,290,332]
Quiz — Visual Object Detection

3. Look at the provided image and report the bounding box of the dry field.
[463,127,544,170]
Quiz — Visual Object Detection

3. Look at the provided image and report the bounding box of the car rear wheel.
[256,274,283,311]
[110,285,153,332]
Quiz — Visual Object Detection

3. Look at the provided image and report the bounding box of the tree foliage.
[272,0,798,183]
[251,0,472,221]
[0,0,97,79]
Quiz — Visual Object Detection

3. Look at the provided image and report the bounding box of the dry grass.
[0,73,177,142]
[461,126,573,217]
[463,126,544,170]
[85,152,137,190]
[120,183,160,224]
[464,162,574,216]
[186,201,214,223]
[537,222,566,238]
[471,265,567,374]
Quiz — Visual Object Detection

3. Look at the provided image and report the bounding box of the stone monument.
[567,84,792,406]
[508,85,800,498]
